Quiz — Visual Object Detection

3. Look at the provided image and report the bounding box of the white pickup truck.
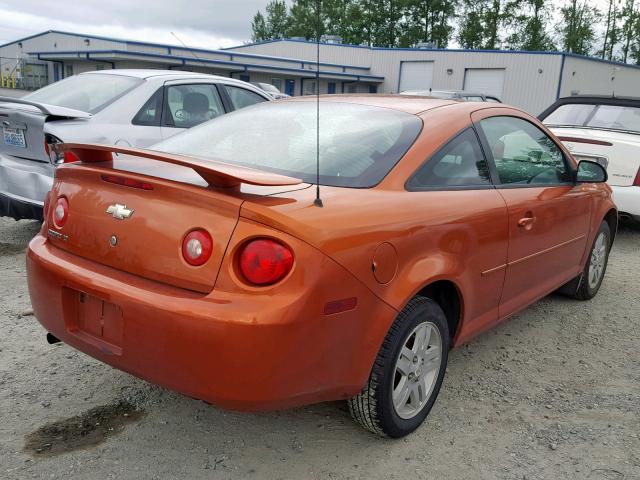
[540,96,640,224]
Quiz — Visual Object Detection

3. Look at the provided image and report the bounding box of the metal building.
[0,30,382,95]
[231,39,640,114]
[2,30,639,114]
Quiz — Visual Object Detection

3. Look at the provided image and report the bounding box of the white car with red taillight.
[540,96,640,223]
[0,70,270,221]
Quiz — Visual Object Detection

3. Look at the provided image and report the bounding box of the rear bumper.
[611,185,640,219]
[0,192,43,220]
[0,153,52,220]
[27,234,396,411]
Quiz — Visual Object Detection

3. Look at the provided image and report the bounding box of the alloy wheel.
[392,321,443,420]
[588,232,608,289]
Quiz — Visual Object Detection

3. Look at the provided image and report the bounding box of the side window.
[407,129,492,189]
[479,116,570,185]
[164,84,225,128]
[132,88,163,126]
[224,85,268,110]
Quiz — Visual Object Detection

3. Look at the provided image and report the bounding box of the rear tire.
[348,296,449,438]
[573,220,611,300]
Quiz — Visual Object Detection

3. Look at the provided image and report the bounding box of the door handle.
[517,214,536,230]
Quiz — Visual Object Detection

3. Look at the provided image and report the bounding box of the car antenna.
[171,31,202,63]
[313,0,323,207]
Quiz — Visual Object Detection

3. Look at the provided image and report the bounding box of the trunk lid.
[0,96,90,163]
[550,126,640,186]
[46,144,303,293]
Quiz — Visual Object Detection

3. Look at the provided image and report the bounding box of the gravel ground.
[1,217,638,480]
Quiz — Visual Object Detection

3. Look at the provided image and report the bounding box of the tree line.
[251,0,640,64]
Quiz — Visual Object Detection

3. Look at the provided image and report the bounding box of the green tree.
[251,0,292,41]
[266,0,291,38]
[458,0,486,49]
[507,0,556,51]
[620,0,639,62]
[601,0,623,60]
[401,0,457,48]
[559,0,601,56]
[287,0,318,39]
[457,0,518,49]
[251,11,270,42]
[630,13,640,63]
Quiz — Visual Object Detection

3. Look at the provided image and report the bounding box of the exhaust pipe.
[46,333,60,344]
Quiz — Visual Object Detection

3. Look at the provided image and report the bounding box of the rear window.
[544,103,640,134]
[24,74,142,114]
[153,101,422,188]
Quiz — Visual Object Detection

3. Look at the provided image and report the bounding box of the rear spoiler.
[52,143,303,188]
[0,96,92,118]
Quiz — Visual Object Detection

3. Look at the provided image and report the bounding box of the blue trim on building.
[28,49,384,81]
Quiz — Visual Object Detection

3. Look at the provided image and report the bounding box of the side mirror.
[576,160,607,183]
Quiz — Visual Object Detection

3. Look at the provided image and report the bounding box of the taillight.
[182,229,213,266]
[63,151,81,163]
[45,134,64,164]
[53,197,69,228]
[239,239,293,286]
[633,167,640,187]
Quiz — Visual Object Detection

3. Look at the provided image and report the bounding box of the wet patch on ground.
[24,401,144,457]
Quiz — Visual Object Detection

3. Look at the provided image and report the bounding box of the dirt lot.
[1,217,638,480]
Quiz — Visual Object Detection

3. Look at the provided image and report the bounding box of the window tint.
[480,116,569,186]
[224,85,267,109]
[153,101,422,188]
[543,103,596,127]
[407,129,491,189]
[132,88,163,126]
[165,84,225,128]
[587,105,640,133]
[24,73,141,114]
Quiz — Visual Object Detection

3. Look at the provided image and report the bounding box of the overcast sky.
[0,0,613,50]
[0,0,271,48]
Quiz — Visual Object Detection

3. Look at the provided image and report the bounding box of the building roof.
[229,38,640,72]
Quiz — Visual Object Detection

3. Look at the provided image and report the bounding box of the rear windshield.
[23,74,142,114]
[543,103,640,134]
[153,101,422,188]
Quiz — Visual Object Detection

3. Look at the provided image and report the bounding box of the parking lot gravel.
[1,217,638,480]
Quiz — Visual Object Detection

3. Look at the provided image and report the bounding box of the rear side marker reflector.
[324,297,358,315]
[101,175,153,190]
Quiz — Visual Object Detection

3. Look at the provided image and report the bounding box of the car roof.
[79,69,229,81]
[286,94,462,115]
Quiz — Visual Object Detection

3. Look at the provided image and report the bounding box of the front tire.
[574,220,611,300]
[348,297,449,438]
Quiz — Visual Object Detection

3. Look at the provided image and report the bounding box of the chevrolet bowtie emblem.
[106,204,134,220]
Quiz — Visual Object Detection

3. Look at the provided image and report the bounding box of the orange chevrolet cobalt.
[27,96,616,437]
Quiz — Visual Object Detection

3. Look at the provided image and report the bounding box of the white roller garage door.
[464,68,506,100]
[398,61,434,92]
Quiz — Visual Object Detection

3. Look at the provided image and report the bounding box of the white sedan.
[0,69,271,221]
[540,96,640,223]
